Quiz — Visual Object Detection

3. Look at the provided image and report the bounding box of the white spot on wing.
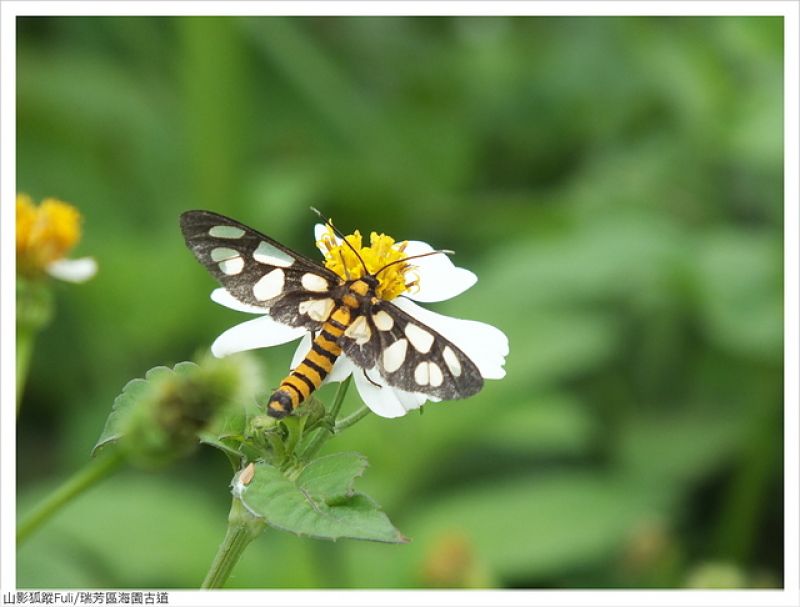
[211,247,240,262]
[253,268,285,301]
[209,225,245,239]
[219,257,245,275]
[382,339,408,373]
[299,298,335,322]
[253,241,294,267]
[442,346,462,377]
[404,323,434,354]
[428,362,444,387]
[372,310,394,331]
[344,315,372,345]
[414,361,444,387]
[301,273,329,292]
[414,361,429,386]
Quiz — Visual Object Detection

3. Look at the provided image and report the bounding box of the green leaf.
[239,454,407,544]
[197,432,245,470]
[205,398,251,440]
[91,377,150,457]
[91,364,198,457]
[297,452,368,503]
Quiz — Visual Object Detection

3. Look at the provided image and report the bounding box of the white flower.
[210,223,508,418]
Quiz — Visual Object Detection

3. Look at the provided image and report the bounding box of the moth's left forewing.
[340,301,484,401]
[180,210,340,330]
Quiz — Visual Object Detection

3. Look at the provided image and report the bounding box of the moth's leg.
[363,368,381,388]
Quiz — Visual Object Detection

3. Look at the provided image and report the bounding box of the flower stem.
[16,325,36,416]
[328,375,352,420]
[300,377,352,461]
[201,497,265,589]
[334,404,370,432]
[16,279,54,416]
[17,449,125,545]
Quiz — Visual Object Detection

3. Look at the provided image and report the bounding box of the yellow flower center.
[17,194,83,276]
[317,225,417,300]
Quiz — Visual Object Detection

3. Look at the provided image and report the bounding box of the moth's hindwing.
[180,210,341,330]
[340,302,484,400]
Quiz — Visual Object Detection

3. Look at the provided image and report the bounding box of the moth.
[180,210,483,418]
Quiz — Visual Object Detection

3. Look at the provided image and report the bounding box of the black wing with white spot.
[340,302,483,400]
[180,210,341,330]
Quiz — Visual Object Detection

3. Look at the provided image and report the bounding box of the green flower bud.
[94,352,265,468]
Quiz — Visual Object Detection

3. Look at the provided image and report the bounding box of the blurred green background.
[16,16,784,588]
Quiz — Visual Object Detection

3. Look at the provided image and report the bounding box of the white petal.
[352,367,435,417]
[46,257,97,283]
[290,335,355,383]
[402,241,477,303]
[353,369,408,418]
[290,333,313,369]
[211,288,267,314]
[393,298,508,380]
[314,223,341,256]
[328,356,357,383]
[211,316,305,357]
[393,387,433,411]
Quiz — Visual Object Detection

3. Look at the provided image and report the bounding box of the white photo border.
[2,2,797,606]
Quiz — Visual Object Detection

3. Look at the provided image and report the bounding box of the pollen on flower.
[17,194,83,277]
[317,224,414,300]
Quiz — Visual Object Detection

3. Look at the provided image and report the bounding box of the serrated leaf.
[91,377,153,457]
[144,365,173,382]
[92,365,184,457]
[297,452,368,503]
[240,457,407,544]
[173,361,200,376]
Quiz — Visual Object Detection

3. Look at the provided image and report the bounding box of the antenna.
[375,249,454,277]
[310,207,370,276]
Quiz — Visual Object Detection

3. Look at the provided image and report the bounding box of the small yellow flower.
[317,225,416,300]
[16,194,96,282]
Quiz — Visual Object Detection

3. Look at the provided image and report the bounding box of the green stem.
[328,375,352,420]
[334,405,370,432]
[16,325,36,416]
[282,415,307,458]
[16,279,54,415]
[301,377,352,460]
[17,449,125,545]
[201,497,265,589]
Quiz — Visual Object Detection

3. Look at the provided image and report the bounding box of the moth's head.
[359,274,381,293]
[360,273,380,289]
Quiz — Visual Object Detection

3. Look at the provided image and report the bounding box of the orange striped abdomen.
[267,305,351,418]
